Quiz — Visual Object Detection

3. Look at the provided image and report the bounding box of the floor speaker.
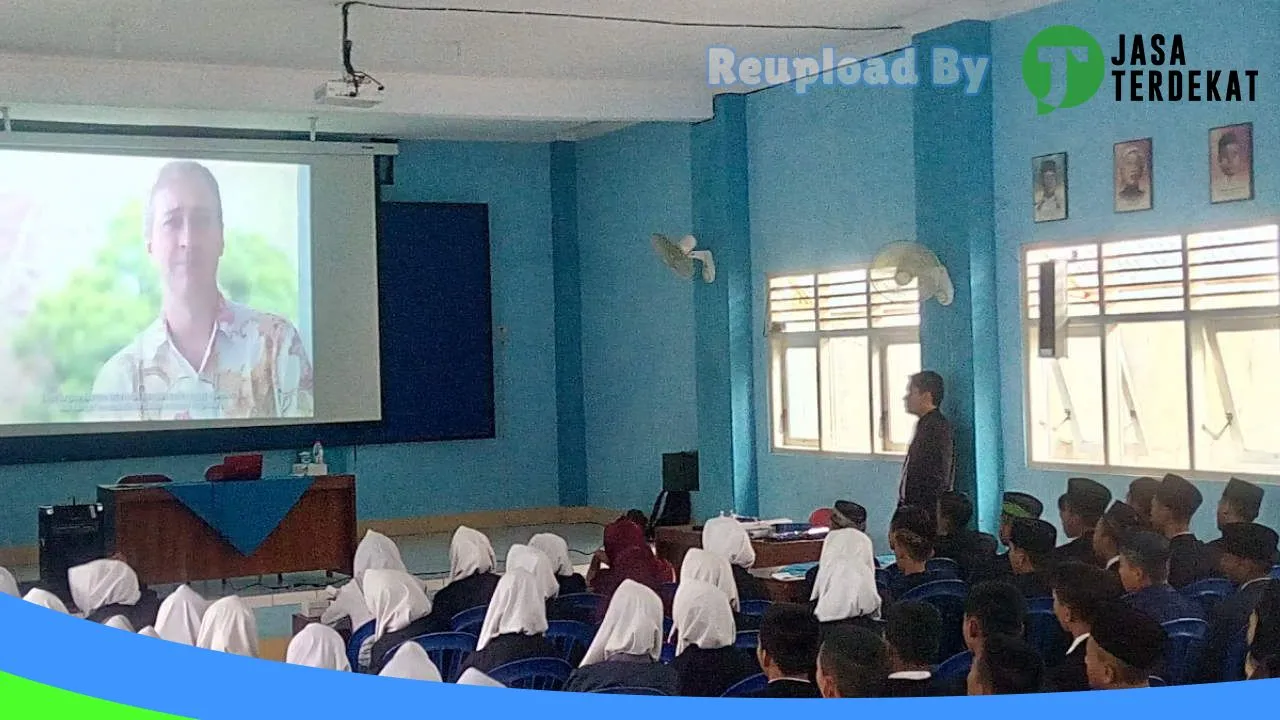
[38,503,105,603]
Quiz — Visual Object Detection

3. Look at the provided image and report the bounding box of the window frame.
[766,266,921,458]
[1021,219,1280,481]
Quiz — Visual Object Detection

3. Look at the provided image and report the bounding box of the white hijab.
[450,526,497,581]
[139,626,160,638]
[810,529,875,601]
[680,548,740,611]
[354,530,407,581]
[702,517,756,568]
[68,559,140,615]
[476,568,548,650]
[0,566,18,596]
[530,533,575,576]
[813,559,882,622]
[286,623,351,671]
[320,580,375,630]
[580,579,663,667]
[104,615,135,632]
[196,596,259,657]
[377,642,442,681]
[672,579,736,656]
[457,668,505,687]
[24,588,68,613]
[506,544,559,600]
[364,569,432,644]
[155,584,209,646]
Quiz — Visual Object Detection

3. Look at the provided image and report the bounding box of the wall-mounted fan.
[653,234,716,283]
[870,241,954,306]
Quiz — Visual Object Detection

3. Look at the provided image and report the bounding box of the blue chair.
[1181,577,1235,617]
[659,582,679,607]
[1160,618,1208,685]
[660,643,676,664]
[488,657,573,691]
[451,605,489,636]
[546,620,596,666]
[592,687,669,695]
[1271,565,1280,580]
[935,651,973,682]
[1149,675,1167,687]
[1026,610,1070,666]
[1221,626,1249,682]
[900,579,968,661]
[926,557,961,578]
[347,620,375,672]
[735,631,759,650]
[403,632,476,683]
[721,673,768,697]
[739,599,773,617]
[558,593,606,620]
[1026,595,1054,613]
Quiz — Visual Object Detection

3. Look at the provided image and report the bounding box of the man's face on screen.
[147,175,224,295]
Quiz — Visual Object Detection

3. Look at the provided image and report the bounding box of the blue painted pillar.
[691,94,758,521]
[551,142,588,507]
[912,22,1003,533]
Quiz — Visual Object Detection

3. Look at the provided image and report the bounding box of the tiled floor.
[11,522,606,661]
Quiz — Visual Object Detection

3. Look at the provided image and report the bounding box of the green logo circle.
[1022,25,1105,114]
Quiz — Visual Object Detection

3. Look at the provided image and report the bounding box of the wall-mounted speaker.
[1038,260,1069,358]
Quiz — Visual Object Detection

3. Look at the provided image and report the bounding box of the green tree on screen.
[12,202,298,421]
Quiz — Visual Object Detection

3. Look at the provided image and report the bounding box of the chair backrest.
[721,673,768,698]
[1181,577,1236,616]
[592,686,669,695]
[1271,565,1280,580]
[546,620,596,666]
[558,593,606,618]
[739,599,773,617]
[1025,610,1069,664]
[347,620,375,672]
[899,579,967,601]
[735,630,759,650]
[451,605,489,636]
[899,579,968,661]
[1025,595,1054,613]
[404,632,477,683]
[117,474,172,485]
[808,508,833,528]
[660,643,676,664]
[926,557,961,578]
[1160,618,1208,685]
[934,651,973,681]
[1221,626,1249,682]
[487,657,573,691]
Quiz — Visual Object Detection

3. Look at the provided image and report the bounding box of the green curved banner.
[0,672,189,719]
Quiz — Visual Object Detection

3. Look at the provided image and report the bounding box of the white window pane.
[1106,321,1189,469]
[1028,329,1105,464]
[880,342,921,452]
[785,346,819,442]
[1192,320,1280,473]
[820,337,872,453]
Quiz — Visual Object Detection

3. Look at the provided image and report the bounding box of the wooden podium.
[98,475,357,586]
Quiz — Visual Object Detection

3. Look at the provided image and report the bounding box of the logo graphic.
[1022,25,1105,114]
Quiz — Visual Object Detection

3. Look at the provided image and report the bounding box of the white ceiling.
[0,0,1056,140]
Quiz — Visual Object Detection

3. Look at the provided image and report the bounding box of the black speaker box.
[662,451,699,492]
[38,503,105,603]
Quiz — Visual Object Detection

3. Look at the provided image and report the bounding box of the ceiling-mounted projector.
[315,77,386,108]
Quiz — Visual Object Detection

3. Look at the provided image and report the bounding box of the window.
[768,268,921,454]
[1024,222,1280,474]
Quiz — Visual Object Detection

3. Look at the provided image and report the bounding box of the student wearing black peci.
[1044,562,1125,692]
[883,601,945,697]
[1195,522,1279,683]
[1150,474,1217,588]
[751,604,823,698]
[1051,477,1111,568]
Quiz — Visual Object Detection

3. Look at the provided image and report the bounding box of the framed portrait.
[1114,138,1153,213]
[1210,123,1254,203]
[1032,152,1068,223]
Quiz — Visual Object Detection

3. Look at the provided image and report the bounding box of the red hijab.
[595,519,673,615]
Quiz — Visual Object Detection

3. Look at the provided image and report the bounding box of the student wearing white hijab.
[196,596,259,658]
[430,526,501,628]
[680,548,740,611]
[669,579,757,697]
[563,580,678,695]
[68,558,160,628]
[104,615,135,632]
[0,566,18,596]
[460,568,556,675]
[529,533,587,596]
[155,584,209,646]
[506,545,559,600]
[321,531,403,634]
[24,588,69,614]
[701,517,766,602]
[811,530,882,636]
[354,530,408,581]
[139,626,161,638]
[286,623,351,671]
[378,642,443,681]
[365,568,442,675]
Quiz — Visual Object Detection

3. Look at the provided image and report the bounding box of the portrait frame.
[1114,138,1154,213]
[1032,152,1068,223]
[1209,122,1254,204]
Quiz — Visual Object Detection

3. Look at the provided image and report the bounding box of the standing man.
[898,371,954,511]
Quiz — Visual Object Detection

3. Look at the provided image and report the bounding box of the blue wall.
[992,0,1280,537]
[576,123,699,512]
[0,141,562,547]
[746,74,918,550]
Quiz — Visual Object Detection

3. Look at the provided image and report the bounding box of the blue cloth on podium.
[164,477,315,555]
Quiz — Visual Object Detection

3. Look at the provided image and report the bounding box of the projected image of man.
[87,161,313,421]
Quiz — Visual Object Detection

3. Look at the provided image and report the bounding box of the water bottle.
[312,441,324,465]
